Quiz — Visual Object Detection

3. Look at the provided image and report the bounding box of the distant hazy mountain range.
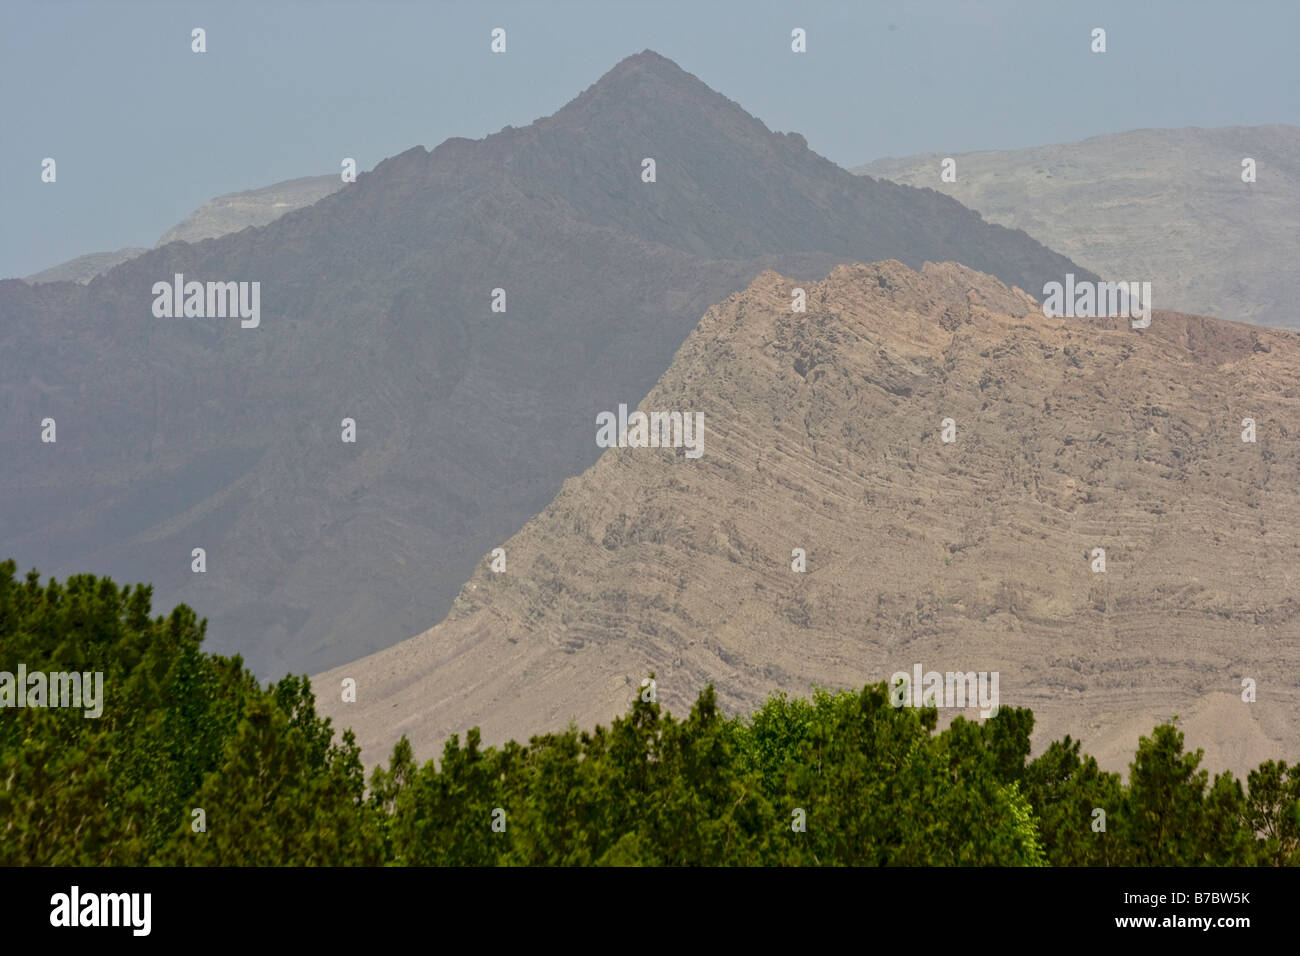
[2,51,1084,678]
[319,260,1300,778]
[22,175,342,284]
[855,126,1300,330]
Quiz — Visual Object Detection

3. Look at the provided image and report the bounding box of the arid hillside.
[319,260,1300,777]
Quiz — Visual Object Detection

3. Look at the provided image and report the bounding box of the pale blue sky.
[3,0,1297,278]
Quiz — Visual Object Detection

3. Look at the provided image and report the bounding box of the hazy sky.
[3,0,1297,279]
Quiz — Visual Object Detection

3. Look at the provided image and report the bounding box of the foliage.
[3,561,1297,866]
[0,561,378,865]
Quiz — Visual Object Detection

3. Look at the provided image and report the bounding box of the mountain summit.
[2,53,1092,677]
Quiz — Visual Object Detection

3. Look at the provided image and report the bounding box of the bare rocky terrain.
[319,260,1300,778]
[856,126,1300,330]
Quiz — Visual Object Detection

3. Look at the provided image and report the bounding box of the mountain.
[22,175,342,284]
[0,51,1091,679]
[23,247,151,285]
[855,126,1300,330]
[318,260,1300,778]
[154,175,343,247]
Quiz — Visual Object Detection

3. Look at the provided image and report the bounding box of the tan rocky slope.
[318,261,1300,777]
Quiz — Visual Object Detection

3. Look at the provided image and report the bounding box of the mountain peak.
[555,49,726,124]
[602,49,691,80]
[6,50,1094,685]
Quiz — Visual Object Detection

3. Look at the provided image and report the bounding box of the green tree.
[1119,722,1253,865]
[1245,760,1300,866]
[1024,736,1124,866]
